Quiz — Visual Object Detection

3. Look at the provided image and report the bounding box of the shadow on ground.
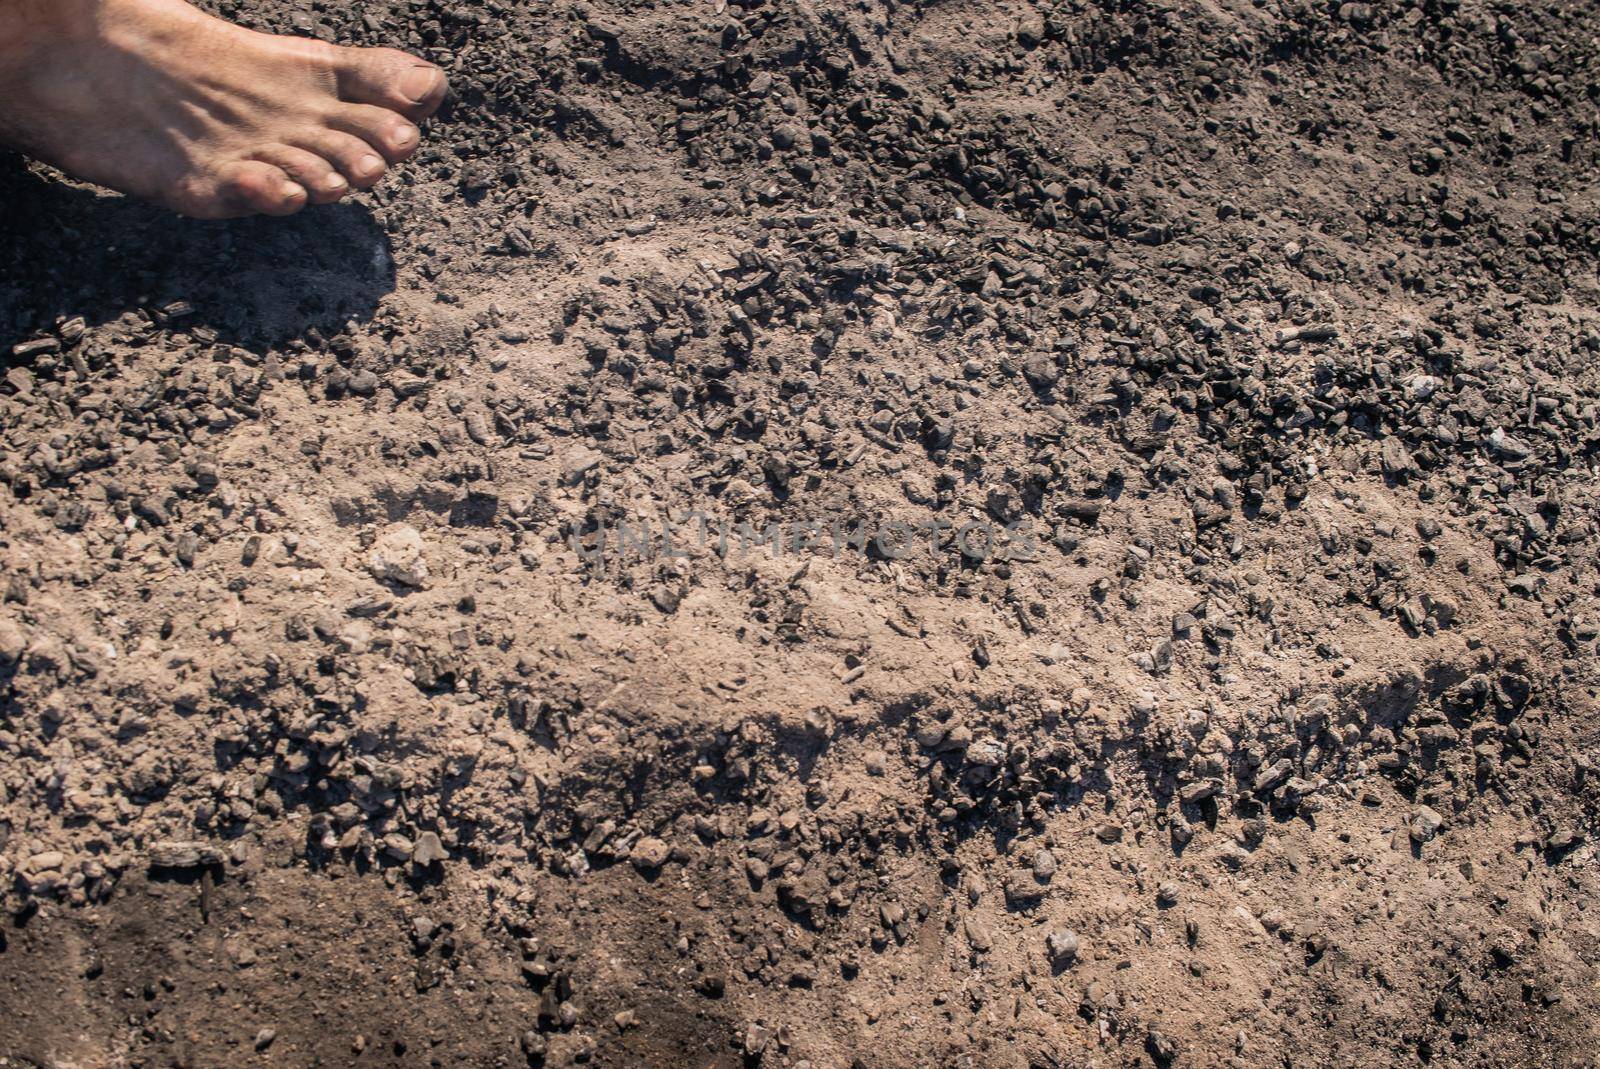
[0,155,395,355]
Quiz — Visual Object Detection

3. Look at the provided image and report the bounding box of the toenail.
[400,65,445,105]
[358,154,385,177]
[282,181,306,199]
[324,175,348,192]
[393,123,419,147]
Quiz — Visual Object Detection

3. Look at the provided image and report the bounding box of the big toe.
[337,47,449,121]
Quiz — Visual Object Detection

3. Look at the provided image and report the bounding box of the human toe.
[330,103,423,164]
[292,129,390,188]
[253,146,349,204]
[336,47,449,121]
[217,161,309,217]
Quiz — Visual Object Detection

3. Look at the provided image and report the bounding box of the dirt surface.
[4,0,1600,1066]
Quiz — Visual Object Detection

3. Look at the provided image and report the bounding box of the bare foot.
[0,0,447,218]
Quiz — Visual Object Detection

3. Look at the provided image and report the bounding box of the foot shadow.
[0,157,395,354]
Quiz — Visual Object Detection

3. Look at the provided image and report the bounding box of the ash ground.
[3,0,1600,1066]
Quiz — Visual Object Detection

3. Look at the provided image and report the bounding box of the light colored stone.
[368,524,429,587]
[146,841,224,868]
[630,836,670,870]
[412,831,448,866]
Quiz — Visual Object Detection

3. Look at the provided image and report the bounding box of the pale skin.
[0,0,448,218]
